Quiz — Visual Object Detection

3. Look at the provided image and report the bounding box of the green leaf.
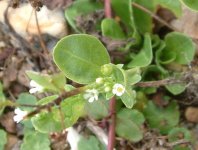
[32,96,85,133]
[0,82,6,115]
[143,101,180,134]
[168,127,192,150]
[111,64,125,84]
[154,40,168,73]
[31,110,62,133]
[85,98,109,120]
[101,18,125,39]
[163,32,195,65]
[120,88,136,108]
[165,83,186,95]
[116,109,145,142]
[111,0,134,29]
[133,92,148,111]
[37,95,58,105]
[111,65,137,108]
[168,127,192,142]
[21,131,50,150]
[157,49,176,64]
[78,136,106,150]
[26,71,66,92]
[180,0,198,11]
[65,0,102,32]
[60,96,85,127]
[53,34,110,84]
[0,130,7,150]
[17,93,37,111]
[111,0,141,46]
[133,0,154,33]
[154,0,182,17]
[128,33,152,68]
[51,73,66,90]
[125,68,141,85]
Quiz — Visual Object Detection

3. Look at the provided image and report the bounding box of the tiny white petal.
[30,80,38,87]
[83,89,99,103]
[88,97,95,103]
[14,108,22,114]
[115,92,123,96]
[29,80,43,94]
[112,89,117,95]
[29,88,38,94]
[112,83,125,96]
[94,94,98,101]
[13,108,27,123]
[13,115,23,123]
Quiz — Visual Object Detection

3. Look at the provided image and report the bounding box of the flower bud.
[101,64,113,76]
[96,77,104,84]
[104,86,111,92]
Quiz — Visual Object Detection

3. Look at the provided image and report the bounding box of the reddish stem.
[104,0,115,149]
[107,97,116,150]
[104,0,112,18]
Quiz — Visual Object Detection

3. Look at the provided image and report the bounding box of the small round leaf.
[180,0,198,11]
[53,34,110,84]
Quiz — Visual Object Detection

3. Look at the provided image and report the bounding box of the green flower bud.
[101,64,113,76]
[104,86,111,92]
[95,77,104,84]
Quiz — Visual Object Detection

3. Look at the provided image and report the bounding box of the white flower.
[29,80,44,94]
[13,108,27,123]
[83,89,99,103]
[112,83,125,96]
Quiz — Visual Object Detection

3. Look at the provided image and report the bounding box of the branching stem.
[24,87,85,118]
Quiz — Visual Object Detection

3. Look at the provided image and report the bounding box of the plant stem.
[104,0,116,149]
[34,10,49,55]
[136,78,186,87]
[107,96,116,150]
[104,0,112,18]
[132,2,179,31]
[24,87,85,118]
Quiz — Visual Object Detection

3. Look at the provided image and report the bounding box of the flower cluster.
[83,79,125,103]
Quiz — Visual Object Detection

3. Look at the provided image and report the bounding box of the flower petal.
[88,97,95,103]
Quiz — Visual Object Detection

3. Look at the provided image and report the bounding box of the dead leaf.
[3,56,21,89]
[0,112,16,133]
[185,107,198,123]
[171,6,198,39]
[17,63,34,87]
[5,134,19,150]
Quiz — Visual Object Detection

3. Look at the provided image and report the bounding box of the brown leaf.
[17,63,34,87]
[185,107,198,123]
[0,112,16,133]
[171,6,198,39]
[5,134,19,150]
[3,56,21,89]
